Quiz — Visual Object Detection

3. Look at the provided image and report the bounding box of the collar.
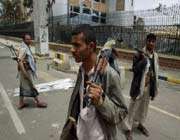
[144,47,154,58]
[80,65,95,77]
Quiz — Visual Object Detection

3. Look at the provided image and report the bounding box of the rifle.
[84,40,128,116]
[84,39,117,106]
[5,44,39,95]
[5,44,18,61]
[135,47,149,57]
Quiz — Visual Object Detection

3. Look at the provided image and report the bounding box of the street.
[0,43,180,140]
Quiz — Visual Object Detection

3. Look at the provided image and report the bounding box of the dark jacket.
[130,50,159,99]
[130,52,148,98]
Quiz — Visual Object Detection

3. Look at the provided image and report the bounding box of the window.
[83,8,91,14]
[70,6,73,11]
[92,16,99,22]
[133,16,137,24]
[131,0,133,6]
[70,12,78,18]
[83,4,87,7]
[73,6,80,13]
[100,18,106,23]
[93,10,99,16]
[94,0,100,2]
[100,12,106,18]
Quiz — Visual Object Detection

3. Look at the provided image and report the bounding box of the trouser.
[128,87,150,130]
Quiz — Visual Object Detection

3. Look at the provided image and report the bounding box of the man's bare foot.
[36,101,47,108]
[124,130,133,140]
[18,102,28,110]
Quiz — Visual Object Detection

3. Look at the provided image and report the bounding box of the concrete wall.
[53,0,68,16]
[106,11,134,26]
[106,0,117,12]
[48,42,180,69]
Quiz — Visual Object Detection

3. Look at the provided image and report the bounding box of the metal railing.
[1,5,180,56]
[49,24,180,56]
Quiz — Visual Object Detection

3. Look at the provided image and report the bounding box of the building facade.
[106,0,134,26]
[52,0,134,25]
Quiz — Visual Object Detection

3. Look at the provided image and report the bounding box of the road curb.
[158,75,180,84]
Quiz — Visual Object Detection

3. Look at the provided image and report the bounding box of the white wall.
[53,0,68,16]
[107,0,117,12]
[125,0,134,11]
[107,11,134,26]
[106,0,134,26]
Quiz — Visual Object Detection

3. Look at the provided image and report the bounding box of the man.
[60,24,128,140]
[17,34,47,109]
[128,33,159,137]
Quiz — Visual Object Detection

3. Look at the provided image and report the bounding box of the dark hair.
[22,33,31,40]
[146,33,156,41]
[72,24,96,45]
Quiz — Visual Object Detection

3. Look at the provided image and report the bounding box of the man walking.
[17,34,47,109]
[127,33,159,137]
[60,24,128,140]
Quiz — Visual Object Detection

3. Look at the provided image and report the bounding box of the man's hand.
[145,73,150,87]
[86,81,103,106]
[139,53,145,60]
[151,96,154,101]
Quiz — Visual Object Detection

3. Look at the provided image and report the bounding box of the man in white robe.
[127,33,159,137]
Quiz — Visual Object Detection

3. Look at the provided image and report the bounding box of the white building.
[125,0,134,11]
[53,0,68,16]
[52,0,106,25]
[52,0,134,25]
[51,0,180,26]
[106,0,134,26]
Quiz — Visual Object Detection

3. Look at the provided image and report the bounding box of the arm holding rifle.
[17,48,34,88]
[7,45,34,87]
[86,58,107,106]
[133,48,148,74]
[86,55,128,124]
[87,59,127,124]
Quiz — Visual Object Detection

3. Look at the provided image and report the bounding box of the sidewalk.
[120,59,180,80]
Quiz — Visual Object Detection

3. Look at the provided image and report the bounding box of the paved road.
[0,43,180,140]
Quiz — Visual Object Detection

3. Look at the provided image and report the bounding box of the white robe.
[76,66,105,140]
